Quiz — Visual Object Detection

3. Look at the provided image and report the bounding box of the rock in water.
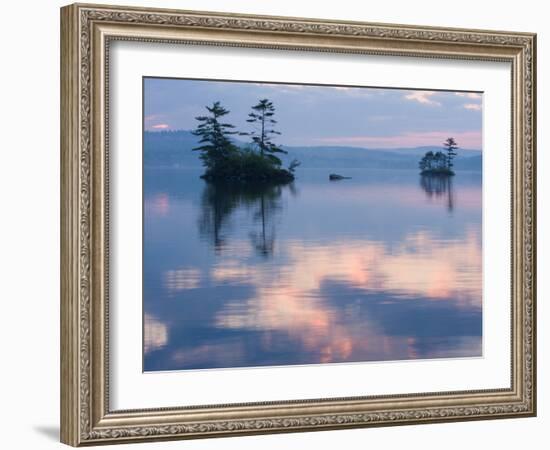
[329,173,351,180]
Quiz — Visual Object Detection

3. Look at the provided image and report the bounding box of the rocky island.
[419,137,459,176]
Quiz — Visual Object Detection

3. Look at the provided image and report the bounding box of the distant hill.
[376,146,481,158]
[144,130,200,167]
[144,130,482,171]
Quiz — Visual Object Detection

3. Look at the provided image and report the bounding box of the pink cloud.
[455,92,482,99]
[403,91,441,106]
[313,130,482,149]
[151,123,170,130]
[463,103,482,111]
[145,115,171,131]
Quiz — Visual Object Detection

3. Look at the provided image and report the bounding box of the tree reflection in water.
[420,174,455,212]
[198,181,291,257]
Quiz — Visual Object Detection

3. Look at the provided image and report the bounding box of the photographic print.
[143,77,483,372]
[61,6,536,444]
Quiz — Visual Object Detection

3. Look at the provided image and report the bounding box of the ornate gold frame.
[60,3,536,446]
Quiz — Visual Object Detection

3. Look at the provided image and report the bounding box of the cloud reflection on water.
[208,229,481,365]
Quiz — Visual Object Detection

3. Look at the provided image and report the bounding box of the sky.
[144,78,482,150]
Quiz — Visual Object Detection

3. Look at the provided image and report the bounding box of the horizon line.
[144,129,482,151]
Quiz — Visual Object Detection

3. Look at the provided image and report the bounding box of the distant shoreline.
[144,131,482,172]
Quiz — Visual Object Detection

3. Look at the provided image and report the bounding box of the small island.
[418,137,459,176]
[192,99,299,184]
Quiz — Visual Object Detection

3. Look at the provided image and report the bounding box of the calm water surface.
[143,168,482,371]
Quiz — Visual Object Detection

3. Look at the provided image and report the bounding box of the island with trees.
[418,137,459,176]
[192,99,299,184]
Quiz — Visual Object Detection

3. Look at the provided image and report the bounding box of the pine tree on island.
[241,99,287,166]
[443,137,458,171]
[192,101,239,172]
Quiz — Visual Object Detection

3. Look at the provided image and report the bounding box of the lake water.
[143,167,482,371]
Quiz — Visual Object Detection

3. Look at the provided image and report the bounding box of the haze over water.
[143,167,482,371]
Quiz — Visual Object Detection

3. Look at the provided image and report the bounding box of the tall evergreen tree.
[192,101,238,170]
[241,99,287,166]
[443,137,459,169]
